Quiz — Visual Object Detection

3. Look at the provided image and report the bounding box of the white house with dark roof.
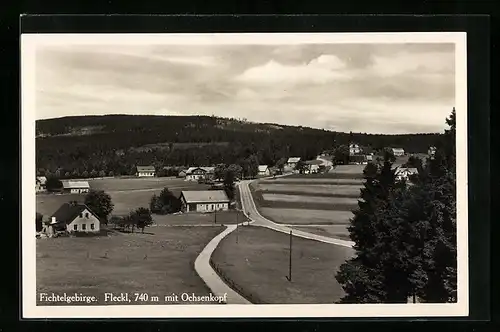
[136,165,156,177]
[349,143,362,156]
[179,190,230,212]
[62,181,90,194]
[44,202,101,234]
[184,167,215,181]
[258,165,270,176]
[391,148,405,157]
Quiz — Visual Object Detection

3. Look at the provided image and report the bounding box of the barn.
[62,181,90,194]
[179,190,230,213]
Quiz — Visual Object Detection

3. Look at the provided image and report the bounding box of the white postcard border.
[21,32,468,318]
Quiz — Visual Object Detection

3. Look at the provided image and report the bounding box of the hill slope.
[35,115,441,177]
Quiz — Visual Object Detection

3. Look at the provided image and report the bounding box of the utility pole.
[286,230,292,282]
[236,222,239,244]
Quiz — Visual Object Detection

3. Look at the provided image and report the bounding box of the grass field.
[260,178,364,185]
[258,183,361,197]
[291,225,351,241]
[259,208,353,225]
[36,177,210,216]
[210,226,354,304]
[262,193,358,206]
[36,226,224,305]
[152,210,250,226]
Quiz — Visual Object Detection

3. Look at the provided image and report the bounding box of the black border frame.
[16,14,490,326]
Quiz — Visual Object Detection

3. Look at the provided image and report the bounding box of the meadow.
[210,226,354,304]
[36,226,224,305]
[36,177,210,216]
[249,165,364,240]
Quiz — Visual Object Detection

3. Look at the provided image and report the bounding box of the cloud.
[234,55,348,85]
[34,42,456,134]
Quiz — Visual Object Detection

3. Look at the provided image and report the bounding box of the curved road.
[237,180,354,248]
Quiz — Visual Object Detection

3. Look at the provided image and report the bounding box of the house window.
[79,213,83,218]
[90,224,95,230]
[82,224,86,230]
[85,213,89,218]
[73,224,78,231]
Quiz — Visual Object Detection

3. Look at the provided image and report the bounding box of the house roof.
[287,157,301,163]
[181,190,230,203]
[63,181,90,189]
[36,176,47,185]
[391,148,405,152]
[395,167,418,175]
[185,166,215,175]
[137,166,156,172]
[51,203,99,225]
[258,165,269,172]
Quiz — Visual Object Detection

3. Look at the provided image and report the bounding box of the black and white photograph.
[21,32,468,318]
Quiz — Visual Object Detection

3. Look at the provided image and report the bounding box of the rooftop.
[258,165,269,172]
[137,166,156,172]
[51,202,98,224]
[287,157,301,163]
[62,181,90,189]
[181,190,230,203]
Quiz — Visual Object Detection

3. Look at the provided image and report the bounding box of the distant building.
[185,167,215,181]
[62,181,90,194]
[136,166,156,177]
[366,154,373,161]
[36,176,47,193]
[179,190,230,213]
[394,167,419,182]
[45,202,101,234]
[349,155,368,165]
[177,170,187,178]
[349,143,362,156]
[391,148,405,157]
[258,165,270,177]
[285,157,301,171]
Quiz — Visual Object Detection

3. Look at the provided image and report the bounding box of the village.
[35,143,433,238]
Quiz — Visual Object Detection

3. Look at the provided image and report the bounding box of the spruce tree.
[336,153,398,303]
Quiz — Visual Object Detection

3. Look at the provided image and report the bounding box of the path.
[193,223,252,304]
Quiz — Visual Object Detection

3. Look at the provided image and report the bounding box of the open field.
[152,210,250,226]
[37,226,224,305]
[262,193,358,206]
[36,177,210,216]
[89,177,188,191]
[257,183,361,197]
[291,225,351,241]
[210,226,354,304]
[260,178,364,185]
[259,208,353,225]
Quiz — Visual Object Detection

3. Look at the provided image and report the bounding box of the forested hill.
[35,115,443,177]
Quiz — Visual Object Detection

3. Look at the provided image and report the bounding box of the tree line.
[336,108,457,303]
[36,115,442,178]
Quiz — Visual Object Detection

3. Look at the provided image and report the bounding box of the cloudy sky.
[35,42,455,134]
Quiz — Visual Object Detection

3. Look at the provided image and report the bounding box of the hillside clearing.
[259,208,353,225]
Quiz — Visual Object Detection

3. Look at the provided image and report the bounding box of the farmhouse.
[258,165,270,176]
[349,143,362,156]
[394,167,419,182]
[136,165,156,177]
[285,157,301,170]
[62,181,90,194]
[185,167,215,181]
[391,148,405,157]
[36,176,47,193]
[179,190,230,213]
[45,202,101,234]
[304,160,322,174]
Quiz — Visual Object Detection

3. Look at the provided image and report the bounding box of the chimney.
[51,217,56,224]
